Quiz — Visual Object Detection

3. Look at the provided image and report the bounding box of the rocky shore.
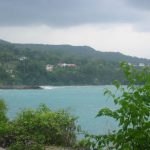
[0,85,42,89]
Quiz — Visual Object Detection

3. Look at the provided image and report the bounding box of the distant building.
[11,74,15,78]
[19,56,27,61]
[128,62,132,66]
[6,69,13,74]
[58,63,77,68]
[67,64,77,67]
[58,63,67,67]
[6,69,15,78]
[139,63,145,67]
[46,64,54,72]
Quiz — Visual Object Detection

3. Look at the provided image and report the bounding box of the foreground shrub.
[0,102,78,149]
[14,105,77,147]
[81,63,150,150]
[0,99,14,147]
[0,99,8,123]
[0,122,15,148]
[7,141,44,150]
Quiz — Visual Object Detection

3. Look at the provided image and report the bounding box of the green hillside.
[0,39,149,86]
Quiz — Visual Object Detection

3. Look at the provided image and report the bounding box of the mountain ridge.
[0,39,149,62]
[2,39,148,64]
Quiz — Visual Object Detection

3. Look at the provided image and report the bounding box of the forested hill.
[13,42,149,64]
[0,39,150,86]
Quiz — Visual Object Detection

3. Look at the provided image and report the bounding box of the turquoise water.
[0,86,117,135]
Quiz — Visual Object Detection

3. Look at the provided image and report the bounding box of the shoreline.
[0,85,42,89]
[0,84,116,89]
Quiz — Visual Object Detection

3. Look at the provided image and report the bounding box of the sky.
[0,0,150,58]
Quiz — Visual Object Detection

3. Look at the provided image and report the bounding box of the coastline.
[0,84,115,89]
[0,85,42,89]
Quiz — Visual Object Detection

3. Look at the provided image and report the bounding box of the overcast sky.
[0,0,150,58]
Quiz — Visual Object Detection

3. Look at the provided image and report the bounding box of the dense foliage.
[0,101,78,149]
[0,100,7,122]
[78,63,150,150]
[1,62,150,149]
[0,39,149,86]
[0,99,13,148]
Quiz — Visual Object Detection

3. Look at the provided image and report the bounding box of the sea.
[0,85,118,136]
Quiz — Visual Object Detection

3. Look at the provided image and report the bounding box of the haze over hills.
[0,39,149,86]
[1,39,149,64]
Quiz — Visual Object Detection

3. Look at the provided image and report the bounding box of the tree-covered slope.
[0,39,150,86]
[14,43,150,64]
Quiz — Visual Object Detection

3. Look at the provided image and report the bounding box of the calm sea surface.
[0,86,118,135]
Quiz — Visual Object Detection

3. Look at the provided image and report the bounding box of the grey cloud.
[126,0,150,31]
[127,0,150,10]
[0,0,150,29]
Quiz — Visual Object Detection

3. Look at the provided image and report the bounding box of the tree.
[80,62,150,150]
[0,103,78,149]
[0,99,13,148]
[0,99,7,123]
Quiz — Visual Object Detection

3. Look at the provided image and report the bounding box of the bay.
[0,86,118,135]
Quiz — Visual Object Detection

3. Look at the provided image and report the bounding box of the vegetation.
[0,39,150,86]
[78,62,150,150]
[0,101,78,150]
[0,100,8,122]
[1,38,150,148]
[1,63,150,149]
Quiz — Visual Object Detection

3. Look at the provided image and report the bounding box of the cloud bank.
[0,0,150,30]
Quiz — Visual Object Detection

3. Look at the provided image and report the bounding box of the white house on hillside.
[46,64,54,72]
[139,63,145,67]
[19,56,27,61]
[58,63,77,68]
